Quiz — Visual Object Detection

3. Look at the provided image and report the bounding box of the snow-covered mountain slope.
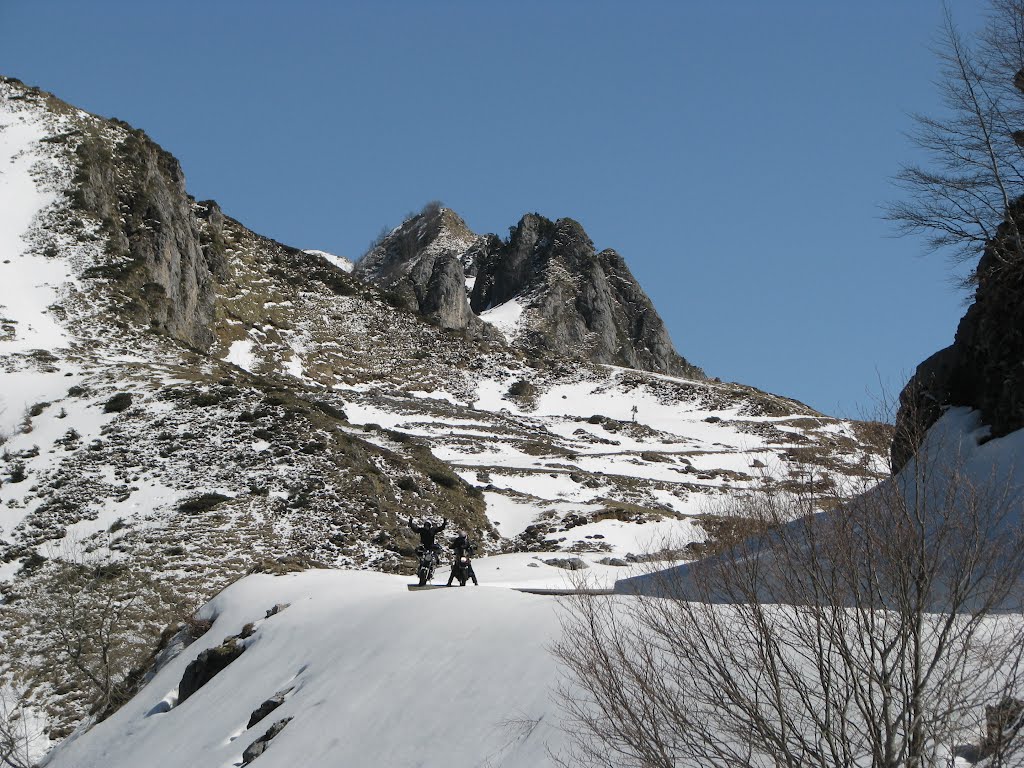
[40,413,1023,768]
[44,569,573,768]
[301,249,352,273]
[616,406,1024,601]
[0,74,891,756]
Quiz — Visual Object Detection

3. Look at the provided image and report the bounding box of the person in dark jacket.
[447,530,478,586]
[409,516,447,566]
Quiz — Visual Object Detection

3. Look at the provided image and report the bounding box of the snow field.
[0,92,73,355]
[301,250,354,273]
[45,569,576,768]
[0,378,105,530]
[478,296,526,340]
[223,340,257,373]
[335,361,878,557]
[618,407,1024,598]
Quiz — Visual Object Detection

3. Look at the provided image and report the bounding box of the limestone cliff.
[68,113,228,350]
[354,204,491,335]
[471,213,699,377]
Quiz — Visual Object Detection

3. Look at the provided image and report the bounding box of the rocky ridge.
[356,204,701,377]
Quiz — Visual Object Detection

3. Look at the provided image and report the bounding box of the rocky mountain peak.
[356,203,478,283]
[353,203,486,333]
[356,206,701,377]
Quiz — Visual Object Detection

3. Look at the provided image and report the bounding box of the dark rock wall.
[470,213,558,310]
[893,203,1024,470]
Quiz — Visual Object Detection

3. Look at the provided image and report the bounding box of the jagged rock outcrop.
[242,717,292,764]
[472,214,699,377]
[893,201,1024,470]
[357,206,700,377]
[67,113,228,350]
[177,629,250,704]
[247,688,292,729]
[355,204,490,334]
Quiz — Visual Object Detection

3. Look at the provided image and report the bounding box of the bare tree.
[552,424,1024,768]
[0,685,33,768]
[888,1,1024,284]
[1,541,189,739]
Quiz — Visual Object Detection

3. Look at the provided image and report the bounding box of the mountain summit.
[356,204,700,377]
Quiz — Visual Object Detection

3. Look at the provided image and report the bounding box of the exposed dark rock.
[979,697,1024,761]
[242,717,293,764]
[893,200,1024,470]
[471,213,701,377]
[264,603,290,619]
[506,379,538,400]
[176,634,246,704]
[355,205,493,335]
[94,621,208,723]
[246,688,292,729]
[543,556,588,570]
[102,392,133,413]
[954,743,981,764]
[247,554,324,575]
[954,696,1024,764]
[177,492,231,515]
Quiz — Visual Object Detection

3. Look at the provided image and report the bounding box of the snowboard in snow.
[407,584,450,590]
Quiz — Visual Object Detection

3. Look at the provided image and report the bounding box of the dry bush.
[1,542,192,737]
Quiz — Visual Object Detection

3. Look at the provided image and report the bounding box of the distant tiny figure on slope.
[447,530,478,587]
[409,516,447,586]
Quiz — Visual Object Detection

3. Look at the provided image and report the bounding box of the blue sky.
[1,1,989,418]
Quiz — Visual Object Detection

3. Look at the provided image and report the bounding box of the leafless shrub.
[0,684,35,768]
[1,541,191,734]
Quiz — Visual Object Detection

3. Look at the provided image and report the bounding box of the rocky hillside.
[0,74,890,759]
[892,200,1024,470]
[356,204,701,377]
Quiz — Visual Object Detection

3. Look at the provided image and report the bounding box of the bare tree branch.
[887,1,1024,286]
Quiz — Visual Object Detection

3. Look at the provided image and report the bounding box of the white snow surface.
[223,339,257,372]
[900,406,1024,509]
[46,567,592,768]
[478,297,526,340]
[302,249,353,273]
[0,95,73,355]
